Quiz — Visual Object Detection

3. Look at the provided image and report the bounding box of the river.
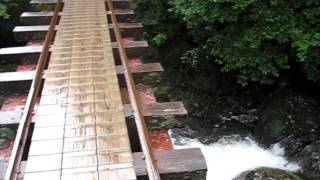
[169,130,300,180]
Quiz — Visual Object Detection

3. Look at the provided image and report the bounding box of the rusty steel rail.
[106,0,162,179]
[4,1,62,180]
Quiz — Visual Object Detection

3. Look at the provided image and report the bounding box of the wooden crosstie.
[23,0,136,179]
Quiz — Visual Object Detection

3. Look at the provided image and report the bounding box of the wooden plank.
[133,148,207,177]
[14,25,51,32]
[14,23,142,32]
[21,10,133,17]
[143,102,188,117]
[0,71,35,82]
[0,101,183,126]
[0,63,162,83]
[131,63,163,73]
[30,0,57,4]
[112,41,148,49]
[117,63,163,74]
[0,111,23,125]
[14,23,142,41]
[124,102,188,117]
[0,41,148,55]
[21,11,134,25]
[20,9,134,25]
[0,46,42,55]
[21,11,55,17]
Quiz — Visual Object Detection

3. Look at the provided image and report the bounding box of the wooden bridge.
[0,0,207,179]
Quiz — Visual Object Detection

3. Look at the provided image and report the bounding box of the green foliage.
[0,0,20,19]
[0,0,29,47]
[34,4,54,11]
[181,48,201,67]
[133,0,320,86]
[0,2,9,18]
[160,116,177,129]
[0,128,15,144]
[152,33,167,46]
[170,0,320,86]
[148,116,180,130]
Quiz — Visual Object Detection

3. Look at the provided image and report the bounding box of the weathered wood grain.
[14,23,142,41]
[124,102,188,117]
[21,10,134,25]
[0,40,147,55]
[0,41,148,64]
[133,148,207,177]
[30,0,132,10]
[0,110,23,125]
[23,0,136,179]
[0,71,35,82]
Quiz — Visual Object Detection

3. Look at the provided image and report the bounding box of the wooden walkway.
[24,0,136,179]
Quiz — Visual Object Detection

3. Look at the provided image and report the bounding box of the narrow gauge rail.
[0,0,207,179]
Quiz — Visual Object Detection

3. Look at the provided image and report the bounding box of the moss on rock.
[234,167,303,180]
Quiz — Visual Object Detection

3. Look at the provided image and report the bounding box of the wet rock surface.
[233,167,303,180]
[171,94,259,144]
[255,90,320,145]
[254,90,320,179]
[170,89,320,179]
[295,141,320,179]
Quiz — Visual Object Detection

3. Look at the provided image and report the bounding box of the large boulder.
[233,167,303,180]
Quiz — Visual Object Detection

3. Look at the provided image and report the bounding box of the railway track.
[0,0,207,179]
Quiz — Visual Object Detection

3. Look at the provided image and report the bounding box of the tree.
[133,0,320,86]
[170,0,320,86]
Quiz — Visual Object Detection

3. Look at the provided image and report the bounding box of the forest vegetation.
[133,0,320,87]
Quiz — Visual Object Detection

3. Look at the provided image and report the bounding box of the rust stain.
[0,139,14,161]
[128,58,143,66]
[27,41,44,46]
[122,37,135,44]
[149,130,174,150]
[16,64,37,72]
[137,85,157,104]
[0,95,26,111]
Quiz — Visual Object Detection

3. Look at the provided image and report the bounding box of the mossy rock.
[234,167,303,180]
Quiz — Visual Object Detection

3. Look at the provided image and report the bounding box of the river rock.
[255,90,320,145]
[279,133,318,158]
[295,141,320,179]
[233,167,303,180]
[254,90,320,179]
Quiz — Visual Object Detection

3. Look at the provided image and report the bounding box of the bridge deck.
[23,0,136,179]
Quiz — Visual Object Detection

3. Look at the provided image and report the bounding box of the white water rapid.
[169,131,300,180]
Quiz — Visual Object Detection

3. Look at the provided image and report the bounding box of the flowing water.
[169,130,300,180]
